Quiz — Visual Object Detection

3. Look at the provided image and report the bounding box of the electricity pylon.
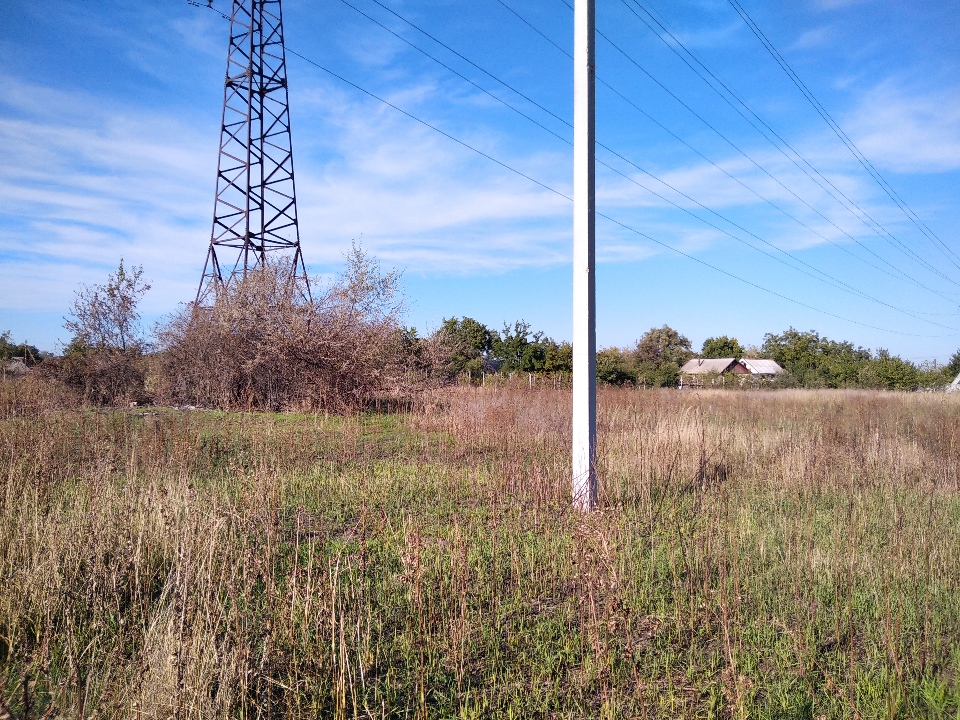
[197,0,309,304]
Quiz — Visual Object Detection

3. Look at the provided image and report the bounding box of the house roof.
[680,358,738,374]
[739,358,784,375]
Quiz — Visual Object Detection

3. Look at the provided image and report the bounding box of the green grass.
[1,389,960,718]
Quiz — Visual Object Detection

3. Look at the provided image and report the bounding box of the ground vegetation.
[1,385,959,717]
[153,247,418,412]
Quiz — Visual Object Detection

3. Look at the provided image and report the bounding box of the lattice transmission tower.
[197,0,309,304]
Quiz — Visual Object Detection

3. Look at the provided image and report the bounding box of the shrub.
[38,261,152,406]
[153,247,415,412]
[36,349,147,406]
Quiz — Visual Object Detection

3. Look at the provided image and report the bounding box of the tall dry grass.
[2,383,959,718]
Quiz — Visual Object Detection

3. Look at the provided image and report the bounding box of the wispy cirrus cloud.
[790,25,835,51]
[0,77,214,312]
[0,71,576,319]
[845,81,960,174]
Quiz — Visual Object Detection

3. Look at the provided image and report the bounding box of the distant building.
[680,357,784,387]
[680,358,742,375]
[737,358,785,376]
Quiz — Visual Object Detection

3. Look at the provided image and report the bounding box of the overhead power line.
[617,0,960,288]
[539,0,960,299]
[189,0,959,338]
[339,0,959,326]
[726,0,960,270]
[502,0,960,305]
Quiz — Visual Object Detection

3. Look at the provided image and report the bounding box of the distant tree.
[433,319,571,380]
[64,259,151,352]
[761,328,870,388]
[632,325,693,368]
[543,340,573,373]
[519,343,547,372]
[398,326,430,374]
[597,347,636,386]
[634,361,682,388]
[946,349,960,378]
[435,317,494,378]
[0,332,43,365]
[494,320,546,373]
[860,355,920,391]
[700,335,744,359]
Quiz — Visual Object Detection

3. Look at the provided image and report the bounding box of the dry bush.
[35,260,154,407]
[34,349,148,407]
[154,249,422,412]
[0,374,80,419]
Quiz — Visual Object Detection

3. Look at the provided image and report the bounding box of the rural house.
[680,358,741,375]
[679,357,785,387]
[737,358,785,376]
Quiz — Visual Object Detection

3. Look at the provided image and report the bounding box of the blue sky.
[3,0,960,362]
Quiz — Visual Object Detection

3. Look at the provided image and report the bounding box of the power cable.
[344,0,960,323]
[189,0,959,338]
[618,0,960,287]
[366,0,571,131]
[727,0,960,269]
[282,62,958,336]
[501,0,960,305]
[340,0,959,325]
[335,0,572,146]
[550,0,958,296]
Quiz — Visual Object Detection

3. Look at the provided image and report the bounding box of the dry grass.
[2,383,959,718]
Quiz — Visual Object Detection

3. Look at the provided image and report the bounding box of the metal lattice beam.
[197,0,309,303]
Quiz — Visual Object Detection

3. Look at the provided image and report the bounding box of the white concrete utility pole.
[572,0,597,510]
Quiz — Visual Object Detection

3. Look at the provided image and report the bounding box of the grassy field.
[2,385,960,718]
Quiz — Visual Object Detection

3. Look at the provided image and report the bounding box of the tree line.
[434,319,959,391]
[4,256,960,409]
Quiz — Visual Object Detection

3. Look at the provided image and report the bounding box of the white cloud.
[791,26,834,51]
[811,0,873,9]
[845,81,960,173]
[657,21,744,51]
[0,72,576,319]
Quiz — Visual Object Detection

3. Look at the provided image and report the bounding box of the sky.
[2,0,960,362]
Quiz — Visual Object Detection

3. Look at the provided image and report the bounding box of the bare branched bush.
[64,259,151,352]
[35,349,146,407]
[40,260,153,406]
[154,247,420,411]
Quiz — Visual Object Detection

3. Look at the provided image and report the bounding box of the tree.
[494,320,545,373]
[761,328,870,388]
[597,347,636,385]
[632,325,693,367]
[44,261,152,405]
[860,355,920,391]
[0,332,43,365]
[700,335,744,359]
[436,317,494,377]
[64,260,151,352]
[543,340,573,373]
[946,349,960,378]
